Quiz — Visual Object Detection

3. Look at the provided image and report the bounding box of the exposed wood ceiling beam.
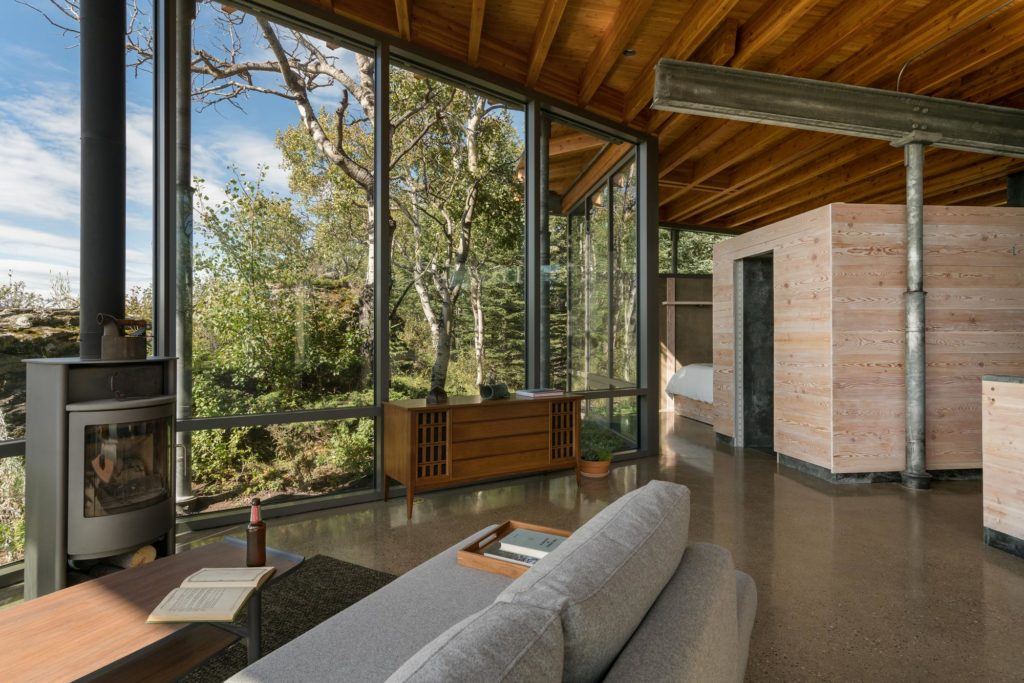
[394,0,410,41]
[525,0,569,88]
[896,3,1024,95]
[561,143,634,213]
[549,131,605,157]
[829,0,1004,87]
[750,154,1019,227]
[467,0,486,66]
[659,0,1009,221]
[624,0,740,122]
[731,0,819,67]
[579,0,655,106]
[769,0,903,78]
[644,18,738,133]
[654,0,818,179]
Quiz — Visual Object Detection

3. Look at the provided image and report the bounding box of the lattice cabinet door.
[549,399,578,464]
[414,409,450,484]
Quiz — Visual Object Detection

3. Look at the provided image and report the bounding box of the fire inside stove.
[83,418,169,518]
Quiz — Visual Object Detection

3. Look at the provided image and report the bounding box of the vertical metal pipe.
[79,0,127,359]
[538,115,551,388]
[175,0,196,504]
[153,0,176,357]
[902,141,930,489]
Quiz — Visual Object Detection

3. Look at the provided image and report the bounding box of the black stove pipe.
[79,0,127,359]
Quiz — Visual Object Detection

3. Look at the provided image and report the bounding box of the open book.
[147,566,276,623]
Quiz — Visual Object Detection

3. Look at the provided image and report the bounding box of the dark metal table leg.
[247,590,262,663]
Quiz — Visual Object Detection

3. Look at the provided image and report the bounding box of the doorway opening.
[735,254,774,451]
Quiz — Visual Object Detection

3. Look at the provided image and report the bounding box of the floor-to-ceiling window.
[179,2,376,513]
[388,63,526,398]
[0,0,155,566]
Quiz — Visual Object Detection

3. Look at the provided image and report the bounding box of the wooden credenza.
[383,394,582,517]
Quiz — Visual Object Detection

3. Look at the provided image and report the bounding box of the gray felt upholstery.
[228,526,512,683]
[495,480,690,681]
[605,543,739,683]
[232,482,758,683]
[386,602,564,683]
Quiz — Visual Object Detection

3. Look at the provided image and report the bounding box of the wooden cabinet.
[383,395,582,517]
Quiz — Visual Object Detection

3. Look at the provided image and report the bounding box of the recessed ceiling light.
[622,48,637,57]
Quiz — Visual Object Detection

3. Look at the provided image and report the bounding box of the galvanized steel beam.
[653,61,1024,158]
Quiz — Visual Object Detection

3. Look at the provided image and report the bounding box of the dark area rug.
[180,555,396,682]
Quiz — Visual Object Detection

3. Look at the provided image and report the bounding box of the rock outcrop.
[0,308,79,441]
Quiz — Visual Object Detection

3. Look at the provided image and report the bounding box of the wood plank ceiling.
[294,0,1024,233]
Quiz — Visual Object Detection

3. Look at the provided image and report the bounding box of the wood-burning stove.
[24,357,176,598]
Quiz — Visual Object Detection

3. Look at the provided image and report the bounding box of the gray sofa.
[231,480,756,682]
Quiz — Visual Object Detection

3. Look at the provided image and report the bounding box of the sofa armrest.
[604,542,739,682]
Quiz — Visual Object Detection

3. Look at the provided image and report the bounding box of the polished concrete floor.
[181,414,1024,681]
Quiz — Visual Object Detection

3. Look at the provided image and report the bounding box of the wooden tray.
[457,520,571,578]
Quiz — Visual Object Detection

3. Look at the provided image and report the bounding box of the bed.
[666,363,714,425]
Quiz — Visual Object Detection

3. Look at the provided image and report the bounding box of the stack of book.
[483,528,565,567]
[515,388,564,398]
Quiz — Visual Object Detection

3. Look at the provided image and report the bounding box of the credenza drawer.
[451,432,548,460]
[452,416,548,443]
[453,450,550,479]
[451,400,548,423]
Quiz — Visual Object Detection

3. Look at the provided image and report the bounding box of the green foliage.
[0,457,25,565]
[673,230,731,275]
[580,422,618,462]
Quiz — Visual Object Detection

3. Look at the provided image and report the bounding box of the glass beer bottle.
[246,498,267,567]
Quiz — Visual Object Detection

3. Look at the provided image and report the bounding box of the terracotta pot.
[579,459,611,478]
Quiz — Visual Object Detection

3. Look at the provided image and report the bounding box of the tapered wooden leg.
[406,486,414,519]
[383,475,389,501]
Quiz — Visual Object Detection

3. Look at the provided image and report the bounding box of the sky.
[0,2,523,299]
[0,1,354,297]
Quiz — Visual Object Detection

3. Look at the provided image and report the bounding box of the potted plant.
[579,423,616,478]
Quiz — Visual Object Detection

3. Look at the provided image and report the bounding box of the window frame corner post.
[373,40,391,497]
[153,0,177,359]
[525,99,544,389]
[638,136,659,457]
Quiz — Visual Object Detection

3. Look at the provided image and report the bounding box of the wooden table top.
[0,539,302,683]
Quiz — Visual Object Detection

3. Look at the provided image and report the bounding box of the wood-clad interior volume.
[714,204,1024,475]
[982,377,1024,551]
[384,395,582,517]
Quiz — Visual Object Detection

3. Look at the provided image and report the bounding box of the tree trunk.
[429,304,454,390]
[470,267,485,385]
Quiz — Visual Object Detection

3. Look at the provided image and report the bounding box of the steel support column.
[538,114,551,388]
[898,139,931,490]
[373,41,391,495]
[637,138,659,457]
[153,0,176,357]
[525,101,544,389]
[79,0,127,359]
[175,0,196,505]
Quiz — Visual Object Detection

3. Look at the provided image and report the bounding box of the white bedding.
[665,363,713,403]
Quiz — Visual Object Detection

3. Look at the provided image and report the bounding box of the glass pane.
[581,397,637,455]
[0,456,24,566]
[190,417,374,512]
[83,417,171,518]
[545,214,569,390]
[586,187,610,390]
[611,162,637,387]
[675,230,730,275]
[659,228,673,274]
[388,63,526,398]
[189,4,375,417]
[567,208,587,392]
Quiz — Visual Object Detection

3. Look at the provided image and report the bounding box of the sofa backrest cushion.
[495,480,690,681]
[386,602,563,683]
